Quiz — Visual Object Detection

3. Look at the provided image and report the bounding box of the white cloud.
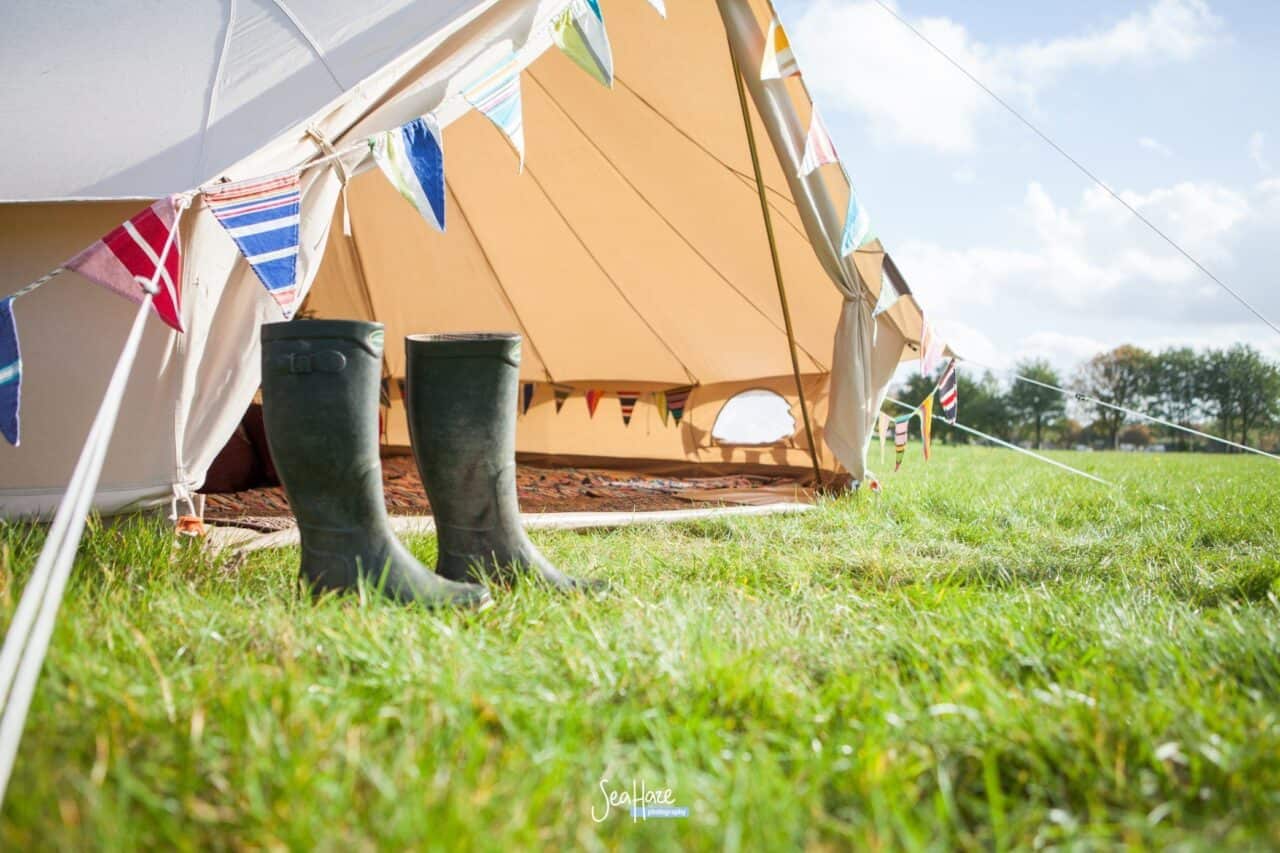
[1250,131,1272,173]
[1139,137,1174,157]
[952,167,978,184]
[790,0,1222,154]
[1015,331,1109,367]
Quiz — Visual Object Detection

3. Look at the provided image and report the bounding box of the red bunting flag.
[585,389,604,418]
[618,391,640,426]
[66,196,186,332]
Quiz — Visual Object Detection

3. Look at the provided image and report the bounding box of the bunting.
[872,276,900,319]
[894,417,909,472]
[552,1,613,88]
[66,196,185,332]
[618,391,640,426]
[920,396,934,461]
[0,298,20,446]
[522,382,535,415]
[586,389,604,418]
[938,359,959,424]
[369,115,446,233]
[205,174,303,318]
[665,385,693,425]
[654,390,669,426]
[553,384,573,413]
[644,0,666,18]
[798,108,838,177]
[760,17,800,80]
[839,186,874,257]
[920,317,945,376]
[878,411,891,465]
[463,53,526,171]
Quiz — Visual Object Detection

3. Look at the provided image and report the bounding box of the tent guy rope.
[886,397,1114,488]
[961,358,1280,463]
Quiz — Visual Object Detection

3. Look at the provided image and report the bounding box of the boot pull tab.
[282,350,348,375]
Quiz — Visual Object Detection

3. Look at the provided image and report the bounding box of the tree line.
[895,343,1280,452]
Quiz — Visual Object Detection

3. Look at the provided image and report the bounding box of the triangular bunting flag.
[920,396,934,461]
[760,17,800,80]
[839,186,874,257]
[665,385,693,425]
[799,108,839,177]
[920,317,945,377]
[643,0,666,18]
[522,382,535,415]
[553,384,573,413]
[0,298,21,447]
[938,359,959,424]
[553,1,613,88]
[894,417,910,472]
[463,53,526,171]
[586,389,604,418]
[205,174,303,318]
[618,391,640,426]
[872,276,901,319]
[66,196,185,332]
[878,411,891,465]
[369,115,446,233]
[654,390,669,426]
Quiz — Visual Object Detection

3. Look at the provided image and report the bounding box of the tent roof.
[0,0,495,201]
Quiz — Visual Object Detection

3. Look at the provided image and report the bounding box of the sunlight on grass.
[1,447,1278,848]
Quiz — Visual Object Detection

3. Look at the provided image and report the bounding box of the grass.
[1,446,1279,850]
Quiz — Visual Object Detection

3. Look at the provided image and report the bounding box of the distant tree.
[1150,347,1205,450]
[1005,359,1066,449]
[1201,345,1280,449]
[1073,345,1154,449]
[1119,423,1153,448]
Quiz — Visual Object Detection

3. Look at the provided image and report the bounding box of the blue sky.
[774,0,1280,373]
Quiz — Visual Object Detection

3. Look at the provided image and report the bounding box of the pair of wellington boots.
[260,320,602,609]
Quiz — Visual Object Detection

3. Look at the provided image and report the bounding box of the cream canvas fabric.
[0,0,925,517]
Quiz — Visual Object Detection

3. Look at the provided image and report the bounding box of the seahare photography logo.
[592,777,690,823]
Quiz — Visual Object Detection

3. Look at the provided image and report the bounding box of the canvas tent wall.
[0,0,924,518]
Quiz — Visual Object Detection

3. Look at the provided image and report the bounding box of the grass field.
[1,446,1278,849]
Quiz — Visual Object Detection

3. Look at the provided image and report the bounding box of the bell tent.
[0,0,927,518]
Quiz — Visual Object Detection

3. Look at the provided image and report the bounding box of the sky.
[773,0,1280,375]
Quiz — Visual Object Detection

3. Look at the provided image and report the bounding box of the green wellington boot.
[260,320,492,609]
[405,333,606,593]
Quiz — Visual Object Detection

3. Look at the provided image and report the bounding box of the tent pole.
[727,47,824,488]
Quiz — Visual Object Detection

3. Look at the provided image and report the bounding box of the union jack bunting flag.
[205,174,302,318]
[66,196,185,332]
[938,359,958,424]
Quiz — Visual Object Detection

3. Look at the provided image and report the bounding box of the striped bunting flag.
[464,53,526,171]
[553,384,573,413]
[618,391,640,426]
[370,115,446,233]
[66,196,185,332]
[665,385,693,425]
[920,396,934,461]
[585,389,604,418]
[206,175,302,318]
[553,0,613,88]
[938,359,958,424]
[760,17,800,80]
[840,186,874,257]
[894,417,910,472]
[522,382,535,415]
[798,108,838,177]
[0,298,20,446]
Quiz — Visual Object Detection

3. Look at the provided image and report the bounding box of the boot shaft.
[404,333,522,458]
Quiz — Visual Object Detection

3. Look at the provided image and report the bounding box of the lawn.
[1,446,1278,849]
